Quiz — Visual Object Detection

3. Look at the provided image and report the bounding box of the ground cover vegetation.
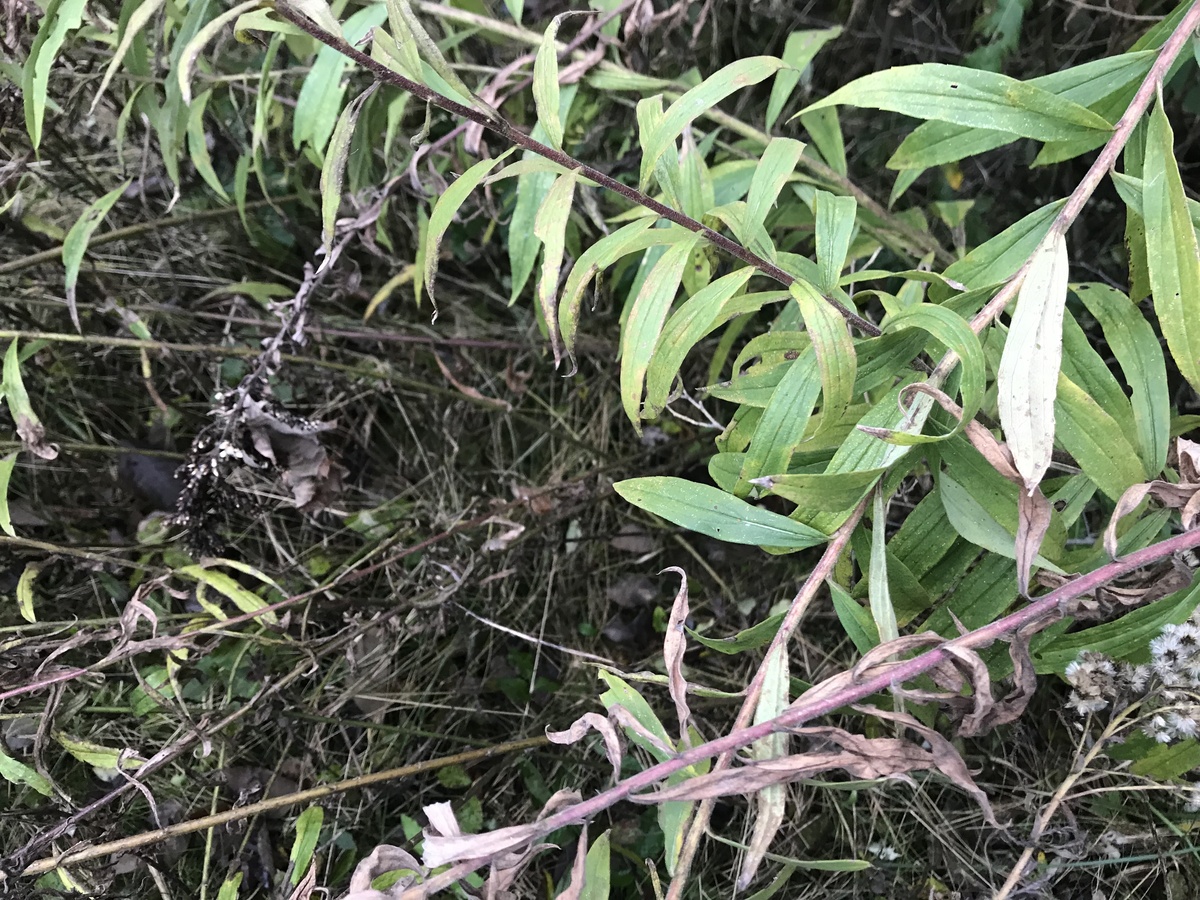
[4,0,1200,897]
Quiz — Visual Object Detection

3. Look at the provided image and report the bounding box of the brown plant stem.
[666,497,869,899]
[14,736,550,878]
[270,2,882,337]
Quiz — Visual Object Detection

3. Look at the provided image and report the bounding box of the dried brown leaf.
[859,705,1001,827]
[16,415,59,461]
[546,712,623,781]
[554,825,590,900]
[941,645,994,738]
[661,566,691,740]
[1016,486,1052,597]
[342,845,424,900]
[1105,479,1200,558]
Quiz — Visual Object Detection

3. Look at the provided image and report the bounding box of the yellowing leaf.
[997,231,1069,493]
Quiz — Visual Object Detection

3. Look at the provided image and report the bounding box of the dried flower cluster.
[1064,605,1200,744]
[173,377,339,556]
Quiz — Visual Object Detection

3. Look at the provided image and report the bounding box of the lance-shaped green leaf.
[870,489,899,643]
[534,170,579,368]
[886,50,1156,171]
[293,3,387,154]
[510,87,577,303]
[319,86,374,262]
[933,199,1065,301]
[289,807,324,886]
[790,279,855,429]
[643,269,758,418]
[186,90,230,200]
[1144,96,1200,394]
[387,0,498,120]
[176,563,279,624]
[559,218,679,371]
[753,467,886,511]
[798,64,1112,141]
[812,191,856,293]
[0,747,54,796]
[940,474,1064,573]
[640,57,788,191]
[0,453,15,537]
[91,0,165,114]
[22,0,87,152]
[766,27,842,131]
[532,12,586,150]
[382,0,422,79]
[997,231,1069,493]
[63,181,130,332]
[743,138,805,239]
[423,149,515,311]
[614,477,828,550]
[621,234,702,427]
[738,352,822,487]
[177,0,260,105]
[799,107,846,175]
[1073,283,1169,475]
[1055,374,1145,502]
[875,303,986,441]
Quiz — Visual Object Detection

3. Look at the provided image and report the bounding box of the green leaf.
[381,0,423,80]
[738,352,822,487]
[293,4,387,154]
[289,806,324,886]
[0,453,15,537]
[933,199,1065,301]
[887,120,1013,170]
[766,27,842,131]
[62,180,130,332]
[643,270,759,418]
[1073,283,1169,475]
[790,279,856,429]
[939,474,1063,573]
[880,303,985,438]
[1144,96,1200,394]
[614,477,828,550]
[532,13,582,150]
[869,490,899,643]
[641,58,788,191]
[186,89,230,200]
[743,139,805,240]
[320,86,374,260]
[798,107,846,175]
[812,191,857,293]
[176,563,280,624]
[216,873,243,900]
[22,0,88,152]
[1054,374,1146,502]
[598,670,674,761]
[177,0,261,105]
[579,830,611,900]
[286,0,344,39]
[90,0,165,114]
[689,613,783,655]
[16,563,39,624]
[620,234,702,427]
[0,747,54,797]
[754,467,885,512]
[423,149,514,310]
[386,0,497,121]
[829,580,879,653]
[559,218,682,371]
[997,231,1069,491]
[534,170,579,367]
[509,87,576,303]
[799,63,1113,141]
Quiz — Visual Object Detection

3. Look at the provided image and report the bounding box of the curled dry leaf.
[609,705,677,760]
[941,645,994,738]
[241,395,342,509]
[554,824,590,900]
[1016,486,1053,597]
[421,791,580,869]
[546,712,624,782]
[1105,442,1200,558]
[660,566,692,741]
[851,633,942,681]
[340,844,424,900]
